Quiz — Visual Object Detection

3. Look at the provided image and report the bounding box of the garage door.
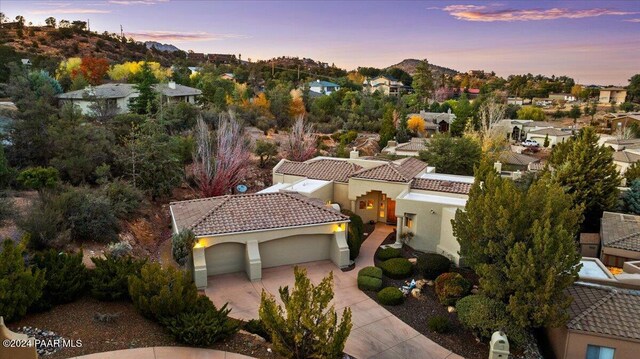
[260,234,332,268]
[205,242,244,275]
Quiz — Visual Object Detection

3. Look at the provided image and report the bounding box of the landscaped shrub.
[379,258,413,279]
[106,241,133,258]
[128,262,198,321]
[90,254,146,301]
[456,294,528,346]
[56,188,119,243]
[31,249,88,310]
[377,287,404,306]
[16,166,60,190]
[358,266,382,279]
[435,272,471,305]
[341,209,363,260]
[172,230,195,266]
[243,319,271,341]
[0,239,45,322]
[162,296,238,347]
[18,196,65,250]
[427,316,452,333]
[102,180,144,218]
[357,275,383,291]
[259,267,352,359]
[416,253,451,279]
[376,247,402,261]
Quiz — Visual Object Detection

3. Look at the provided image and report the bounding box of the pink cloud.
[125,30,249,42]
[440,5,638,22]
[108,0,168,5]
[624,18,640,23]
[30,8,111,14]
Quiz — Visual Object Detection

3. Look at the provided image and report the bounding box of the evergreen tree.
[625,161,640,184]
[548,127,620,231]
[419,135,481,175]
[129,61,158,115]
[624,180,640,215]
[379,105,396,148]
[0,239,45,322]
[412,59,434,104]
[259,267,352,359]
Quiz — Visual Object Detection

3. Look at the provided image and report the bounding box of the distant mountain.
[386,59,459,78]
[144,41,180,53]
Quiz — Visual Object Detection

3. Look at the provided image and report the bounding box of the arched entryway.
[354,190,396,224]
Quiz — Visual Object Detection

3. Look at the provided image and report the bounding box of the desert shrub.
[17,196,65,250]
[31,250,88,310]
[376,247,402,261]
[379,258,413,279]
[377,287,404,306]
[341,209,363,260]
[172,230,195,266]
[90,254,146,301]
[102,180,144,218]
[427,316,451,333]
[162,296,238,347]
[357,275,383,291]
[416,253,451,279]
[128,262,198,320]
[243,319,271,341]
[16,166,60,190]
[106,241,133,258]
[456,294,528,346]
[56,188,119,243]
[0,239,45,322]
[435,272,471,305]
[358,266,382,279]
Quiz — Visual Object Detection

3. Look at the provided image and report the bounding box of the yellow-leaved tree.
[407,115,426,134]
[289,88,306,118]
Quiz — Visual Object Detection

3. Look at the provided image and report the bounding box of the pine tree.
[259,267,352,359]
[625,161,640,184]
[624,180,640,215]
[412,59,434,104]
[548,126,620,231]
[0,239,45,322]
[129,61,158,115]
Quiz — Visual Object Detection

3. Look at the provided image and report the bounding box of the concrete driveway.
[205,224,462,359]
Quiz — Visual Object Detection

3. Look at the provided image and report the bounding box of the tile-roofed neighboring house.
[410,178,472,195]
[275,158,363,183]
[613,150,640,164]
[600,211,640,267]
[57,83,137,100]
[352,157,428,183]
[396,138,429,152]
[154,82,202,97]
[170,192,348,237]
[499,151,540,167]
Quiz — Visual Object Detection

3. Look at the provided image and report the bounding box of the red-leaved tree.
[73,57,110,85]
[284,116,316,162]
[193,113,252,197]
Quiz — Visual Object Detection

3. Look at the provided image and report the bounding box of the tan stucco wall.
[564,331,640,359]
[355,191,383,224]
[348,178,409,201]
[333,183,350,210]
[527,133,569,147]
[546,326,569,359]
[437,207,461,265]
[260,234,332,268]
[302,181,334,204]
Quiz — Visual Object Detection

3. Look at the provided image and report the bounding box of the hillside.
[387,58,459,78]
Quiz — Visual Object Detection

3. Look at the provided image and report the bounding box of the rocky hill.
[144,41,181,53]
[387,59,459,78]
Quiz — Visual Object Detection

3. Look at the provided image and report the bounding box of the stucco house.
[409,110,456,133]
[308,79,340,96]
[600,211,640,267]
[170,192,350,288]
[381,138,429,157]
[57,81,201,116]
[549,93,576,102]
[363,75,407,96]
[599,87,628,105]
[498,151,540,172]
[612,150,640,176]
[526,127,571,147]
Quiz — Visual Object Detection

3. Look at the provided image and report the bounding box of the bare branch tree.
[284,116,316,162]
[615,125,633,140]
[478,94,506,135]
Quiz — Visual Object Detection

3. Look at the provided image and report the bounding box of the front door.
[386,198,397,224]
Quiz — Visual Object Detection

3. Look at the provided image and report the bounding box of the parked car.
[522,140,540,147]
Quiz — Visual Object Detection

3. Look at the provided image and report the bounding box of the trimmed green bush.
[32,250,88,310]
[357,275,383,291]
[456,294,528,346]
[376,247,402,261]
[358,266,382,279]
[128,262,198,320]
[416,253,451,279]
[379,258,413,279]
[172,230,195,266]
[377,287,404,306]
[90,254,146,301]
[342,209,364,260]
[427,316,451,333]
[0,239,45,322]
[162,296,238,347]
[435,272,471,305]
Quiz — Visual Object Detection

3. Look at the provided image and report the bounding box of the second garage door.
[260,234,332,268]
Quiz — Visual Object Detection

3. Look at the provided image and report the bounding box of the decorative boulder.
[411,288,422,299]
[415,279,427,289]
[448,306,456,313]
[408,257,417,265]
[426,280,434,287]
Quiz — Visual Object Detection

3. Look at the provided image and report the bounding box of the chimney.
[350,147,359,159]
[387,140,397,147]
[447,108,452,114]
[494,161,502,173]
[168,81,176,89]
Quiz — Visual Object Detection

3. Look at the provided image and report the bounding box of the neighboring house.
[498,151,540,172]
[603,112,640,129]
[603,138,640,152]
[526,128,571,147]
[549,93,576,102]
[410,110,457,133]
[599,87,628,105]
[56,82,201,116]
[220,72,235,81]
[20,58,32,67]
[507,97,524,105]
[381,138,429,157]
[363,75,407,96]
[532,98,553,107]
[170,192,350,287]
[547,282,640,359]
[612,150,640,175]
[308,79,340,96]
[600,211,640,267]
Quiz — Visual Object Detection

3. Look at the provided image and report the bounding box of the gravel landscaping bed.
[9,296,283,359]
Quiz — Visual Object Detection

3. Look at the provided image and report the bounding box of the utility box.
[489,331,510,359]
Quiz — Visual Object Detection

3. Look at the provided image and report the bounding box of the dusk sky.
[2,0,639,85]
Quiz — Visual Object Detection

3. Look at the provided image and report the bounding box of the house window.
[586,345,615,359]
[405,214,415,229]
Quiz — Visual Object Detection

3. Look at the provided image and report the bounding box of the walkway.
[206,223,463,359]
[72,346,255,358]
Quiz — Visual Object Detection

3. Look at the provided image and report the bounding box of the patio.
[205,224,462,359]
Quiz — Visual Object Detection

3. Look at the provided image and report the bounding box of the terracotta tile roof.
[410,178,472,194]
[170,192,348,236]
[352,157,428,183]
[275,159,362,183]
[601,211,640,252]
[396,138,429,152]
[499,151,540,166]
[613,150,640,164]
[567,284,640,340]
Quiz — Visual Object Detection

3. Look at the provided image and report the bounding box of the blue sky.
[2,0,639,85]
